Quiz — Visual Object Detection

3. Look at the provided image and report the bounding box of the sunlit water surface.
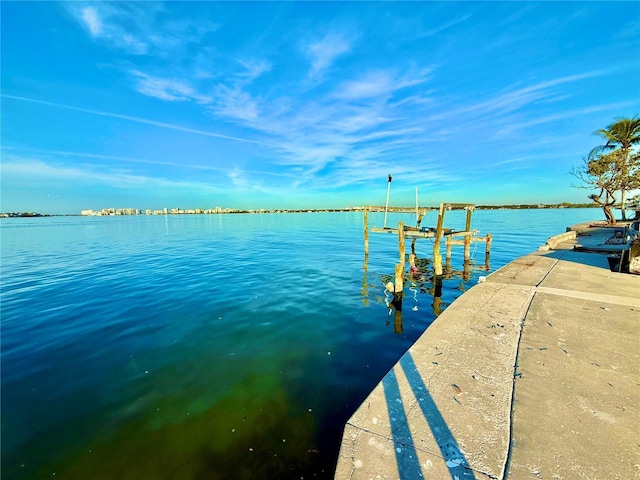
[1,208,601,479]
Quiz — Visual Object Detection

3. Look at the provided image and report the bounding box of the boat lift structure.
[363,202,492,277]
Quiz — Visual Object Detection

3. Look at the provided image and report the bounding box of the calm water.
[1,208,601,479]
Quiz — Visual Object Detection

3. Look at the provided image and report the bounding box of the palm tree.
[592,116,640,219]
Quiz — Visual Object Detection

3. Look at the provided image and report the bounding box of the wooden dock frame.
[363,201,492,279]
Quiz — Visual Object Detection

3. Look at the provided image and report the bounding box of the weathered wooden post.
[398,221,405,268]
[464,206,473,261]
[446,235,452,262]
[485,233,492,266]
[433,203,445,276]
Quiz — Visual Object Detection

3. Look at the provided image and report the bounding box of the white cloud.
[132,71,212,104]
[421,14,472,38]
[333,68,432,101]
[237,59,272,81]
[335,71,394,100]
[67,2,218,56]
[80,6,102,37]
[1,94,277,148]
[212,85,260,121]
[425,69,612,131]
[306,32,351,78]
[1,147,230,173]
[0,157,194,190]
[494,100,638,137]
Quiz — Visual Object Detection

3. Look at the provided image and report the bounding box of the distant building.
[116,208,138,215]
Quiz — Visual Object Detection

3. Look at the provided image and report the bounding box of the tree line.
[572,116,640,224]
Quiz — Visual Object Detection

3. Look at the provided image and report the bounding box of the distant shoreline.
[1,203,601,218]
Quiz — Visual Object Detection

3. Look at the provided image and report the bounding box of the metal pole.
[415,187,419,228]
[383,174,392,228]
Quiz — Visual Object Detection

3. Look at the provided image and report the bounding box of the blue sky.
[1,1,639,214]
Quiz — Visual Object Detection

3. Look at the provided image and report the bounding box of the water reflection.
[361,253,369,307]
[365,250,490,321]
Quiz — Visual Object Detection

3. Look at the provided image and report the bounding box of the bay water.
[1,208,602,479]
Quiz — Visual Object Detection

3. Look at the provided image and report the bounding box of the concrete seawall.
[335,224,640,479]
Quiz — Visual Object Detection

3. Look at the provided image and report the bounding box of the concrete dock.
[335,224,640,479]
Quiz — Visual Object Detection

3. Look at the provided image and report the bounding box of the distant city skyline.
[2,2,639,214]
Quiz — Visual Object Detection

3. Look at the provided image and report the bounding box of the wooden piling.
[432,274,443,316]
[485,233,492,265]
[433,203,445,276]
[446,235,452,261]
[465,206,473,231]
[398,221,405,267]
[464,206,473,261]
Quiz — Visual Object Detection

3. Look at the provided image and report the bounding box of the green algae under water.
[39,371,323,480]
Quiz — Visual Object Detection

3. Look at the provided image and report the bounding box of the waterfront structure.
[336,223,639,479]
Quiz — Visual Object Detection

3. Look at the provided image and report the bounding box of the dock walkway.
[335,224,640,479]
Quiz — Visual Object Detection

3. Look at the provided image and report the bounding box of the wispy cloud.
[494,100,638,137]
[0,146,230,173]
[333,67,432,101]
[421,69,614,142]
[469,71,608,116]
[1,94,277,148]
[421,14,472,38]
[66,2,219,56]
[306,31,352,78]
[211,85,261,121]
[0,153,306,212]
[80,6,102,37]
[1,156,214,191]
[69,3,149,54]
[334,71,395,100]
[237,58,272,81]
[131,70,212,103]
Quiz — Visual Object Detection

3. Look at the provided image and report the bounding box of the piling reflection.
[362,202,492,324]
[368,252,490,321]
[432,275,444,316]
[361,253,370,306]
